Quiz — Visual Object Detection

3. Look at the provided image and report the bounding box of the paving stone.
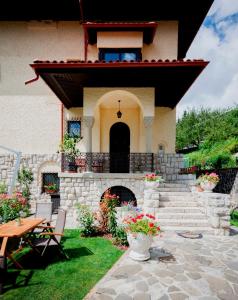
[112,265,142,279]
[198,297,217,300]
[225,261,238,271]
[169,292,189,300]
[186,272,201,280]
[136,281,149,292]
[94,294,113,300]
[168,286,180,293]
[97,288,116,295]
[174,274,188,282]
[133,293,151,300]
[224,272,238,284]
[154,269,175,278]
[115,294,133,300]
[205,275,234,295]
[139,271,152,278]
[157,295,169,300]
[147,277,158,285]
[167,265,184,274]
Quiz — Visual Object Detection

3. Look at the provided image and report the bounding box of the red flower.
[149,223,154,228]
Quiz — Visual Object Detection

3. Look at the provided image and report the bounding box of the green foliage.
[59,133,81,159]
[4,230,123,300]
[186,138,238,169]
[113,226,128,246]
[230,209,238,227]
[17,167,34,200]
[0,182,7,194]
[176,106,238,151]
[0,193,29,223]
[76,204,97,237]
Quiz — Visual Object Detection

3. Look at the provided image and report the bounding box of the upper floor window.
[67,121,81,138]
[99,48,141,62]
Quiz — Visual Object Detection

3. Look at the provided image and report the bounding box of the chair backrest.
[35,202,52,223]
[54,209,66,243]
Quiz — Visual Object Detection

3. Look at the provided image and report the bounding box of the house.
[0,0,214,227]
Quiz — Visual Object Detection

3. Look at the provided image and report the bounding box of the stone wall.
[59,173,145,228]
[0,154,61,208]
[195,192,231,236]
[230,171,238,207]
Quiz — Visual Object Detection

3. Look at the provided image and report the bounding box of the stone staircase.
[154,183,214,234]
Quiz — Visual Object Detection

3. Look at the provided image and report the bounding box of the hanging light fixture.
[117,100,122,118]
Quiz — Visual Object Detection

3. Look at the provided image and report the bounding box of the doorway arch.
[110,122,130,173]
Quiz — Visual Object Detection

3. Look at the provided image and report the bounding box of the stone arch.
[101,186,137,206]
[97,181,142,205]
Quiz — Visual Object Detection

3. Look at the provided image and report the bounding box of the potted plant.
[123,213,161,261]
[197,172,220,193]
[44,183,58,194]
[59,133,81,172]
[144,173,164,190]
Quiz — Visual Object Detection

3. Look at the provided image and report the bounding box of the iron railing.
[62,152,154,173]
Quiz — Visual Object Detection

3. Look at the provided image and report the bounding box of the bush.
[112,226,128,246]
[76,204,97,237]
[0,192,29,223]
[0,182,7,194]
[17,167,33,200]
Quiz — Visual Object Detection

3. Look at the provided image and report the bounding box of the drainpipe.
[61,103,64,143]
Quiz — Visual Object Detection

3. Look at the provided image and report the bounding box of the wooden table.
[0,217,45,294]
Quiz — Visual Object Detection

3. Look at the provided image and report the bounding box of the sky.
[177,0,238,117]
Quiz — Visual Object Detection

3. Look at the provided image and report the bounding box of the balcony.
[61,152,154,173]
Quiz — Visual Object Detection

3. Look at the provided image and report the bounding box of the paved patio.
[86,228,238,300]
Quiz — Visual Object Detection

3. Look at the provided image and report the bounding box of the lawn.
[3,230,124,300]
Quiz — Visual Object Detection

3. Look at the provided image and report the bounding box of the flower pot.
[45,189,57,194]
[200,181,216,193]
[144,181,160,190]
[127,233,153,261]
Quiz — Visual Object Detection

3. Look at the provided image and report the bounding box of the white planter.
[200,181,216,193]
[144,181,160,190]
[127,233,153,261]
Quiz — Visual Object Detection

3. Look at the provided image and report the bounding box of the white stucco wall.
[0,21,84,154]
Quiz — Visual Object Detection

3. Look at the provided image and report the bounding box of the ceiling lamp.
[117,100,122,118]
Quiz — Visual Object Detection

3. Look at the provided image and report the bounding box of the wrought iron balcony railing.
[61,152,154,173]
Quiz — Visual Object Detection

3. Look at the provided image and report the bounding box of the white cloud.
[177,0,238,118]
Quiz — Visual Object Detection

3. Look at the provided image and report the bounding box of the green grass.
[3,230,123,300]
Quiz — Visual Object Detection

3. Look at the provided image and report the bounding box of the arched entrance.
[101,186,137,206]
[110,122,130,173]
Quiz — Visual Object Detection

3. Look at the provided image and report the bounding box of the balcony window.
[99,48,141,62]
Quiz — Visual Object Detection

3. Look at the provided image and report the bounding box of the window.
[99,48,141,62]
[42,173,59,194]
[67,121,81,138]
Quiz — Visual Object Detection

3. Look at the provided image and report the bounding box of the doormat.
[177,231,203,239]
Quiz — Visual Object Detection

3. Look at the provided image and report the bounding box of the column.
[143,116,154,153]
[83,116,95,171]
[83,116,95,152]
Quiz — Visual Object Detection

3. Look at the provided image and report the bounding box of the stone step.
[159,201,200,207]
[159,195,194,201]
[157,187,190,192]
[156,207,205,213]
[156,213,207,220]
[159,191,193,196]
[159,219,210,227]
[160,183,189,188]
[160,226,215,235]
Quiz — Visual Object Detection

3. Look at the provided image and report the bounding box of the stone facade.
[59,173,145,228]
[230,171,238,207]
[0,153,61,208]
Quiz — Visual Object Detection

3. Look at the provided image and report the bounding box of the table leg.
[0,237,8,294]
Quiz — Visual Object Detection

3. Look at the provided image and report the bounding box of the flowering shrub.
[0,192,29,223]
[197,172,220,184]
[123,213,161,236]
[144,173,164,182]
[76,204,97,237]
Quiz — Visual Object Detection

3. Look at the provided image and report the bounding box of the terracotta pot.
[127,233,153,261]
[45,189,57,194]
